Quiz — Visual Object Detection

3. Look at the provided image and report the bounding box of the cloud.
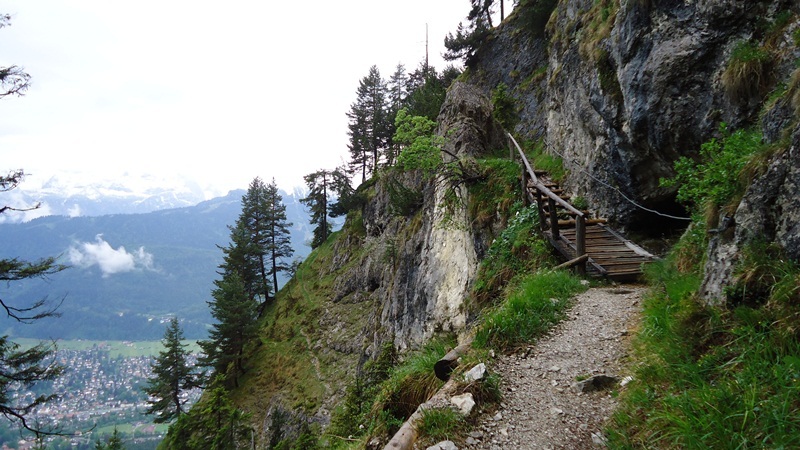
[68,234,154,277]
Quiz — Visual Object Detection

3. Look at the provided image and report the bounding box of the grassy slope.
[230,215,379,425]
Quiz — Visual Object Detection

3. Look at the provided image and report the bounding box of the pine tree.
[218,218,262,302]
[240,177,273,305]
[199,271,259,387]
[264,178,293,294]
[301,170,332,249]
[143,317,199,423]
[385,63,409,166]
[346,66,390,181]
[94,427,125,450]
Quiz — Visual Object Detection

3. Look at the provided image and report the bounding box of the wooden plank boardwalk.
[508,133,656,281]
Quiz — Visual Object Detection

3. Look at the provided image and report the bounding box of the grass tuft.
[722,40,773,102]
[473,270,587,350]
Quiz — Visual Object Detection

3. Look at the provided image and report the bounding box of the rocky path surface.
[463,286,646,450]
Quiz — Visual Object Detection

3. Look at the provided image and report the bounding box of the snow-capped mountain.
[1,172,228,223]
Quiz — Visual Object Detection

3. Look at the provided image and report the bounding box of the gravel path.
[464,286,646,450]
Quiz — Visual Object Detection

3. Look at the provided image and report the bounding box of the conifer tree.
[264,178,293,294]
[143,317,199,423]
[240,177,273,305]
[301,170,332,249]
[347,66,390,181]
[218,218,262,302]
[199,271,259,387]
[94,427,125,450]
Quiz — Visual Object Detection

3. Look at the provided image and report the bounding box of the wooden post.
[536,191,547,231]
[521,166,530,207]
[576,214,586,276]
[548,197,559,239]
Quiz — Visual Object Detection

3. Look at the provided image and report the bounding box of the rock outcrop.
[470,0,799,231]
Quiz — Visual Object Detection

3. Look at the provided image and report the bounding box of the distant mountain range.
[0,173,225,223]
[0,188,316,340]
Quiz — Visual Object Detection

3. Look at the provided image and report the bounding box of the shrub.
[491,82,518,131]
[660,124,764,216]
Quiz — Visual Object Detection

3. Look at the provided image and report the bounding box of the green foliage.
[596,49,623,103]
[661,124,765,215]
[301,170,335,249]
[328,343,397,439]
[443,16,491,66]
[607,230,800,449]
[143,318,201,423]
[199,271,259,387]
[347,65,391,182]
[94,427,125,450]
[473,270,587,350]
[386,178,424,217]
[468,158,523,232]
[416,408,467,444]
[328,339,451,446]
[403,64,460,121]
[491,83,518,130]
[472,203,553,306]
[0,170,67,435]
[160,377,252,450]
[374,339,451,422]
[394,108,444,176]
[722,40,773,101]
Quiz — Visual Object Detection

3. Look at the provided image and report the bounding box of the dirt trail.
[465,286,646,450]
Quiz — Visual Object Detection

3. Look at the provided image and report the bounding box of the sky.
[0,1,478,198]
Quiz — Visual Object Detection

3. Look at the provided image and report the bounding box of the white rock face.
[424,182,475,335]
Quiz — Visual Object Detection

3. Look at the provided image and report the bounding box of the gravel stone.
[469,286,645,449]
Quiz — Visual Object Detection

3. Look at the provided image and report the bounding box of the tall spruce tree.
[94,427,125,450]
[218,218,262,302]
[264,178,293,294]
[301,170,332,249]
[240,177,273,305]
[385,63,409,166]
[199,271,258,387]
[347,66,390,181]
[143,317,199,423]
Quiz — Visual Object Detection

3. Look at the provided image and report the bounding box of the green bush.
[491,82,518,131]
[661,124,764,216]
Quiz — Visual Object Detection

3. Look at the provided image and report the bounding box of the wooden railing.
[507,133,586,274]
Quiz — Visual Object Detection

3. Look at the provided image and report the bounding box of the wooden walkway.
[508,134,656,281]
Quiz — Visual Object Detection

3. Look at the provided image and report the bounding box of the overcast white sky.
[0,1,483,197]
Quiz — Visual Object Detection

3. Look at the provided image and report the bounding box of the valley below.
[1,339,203,450]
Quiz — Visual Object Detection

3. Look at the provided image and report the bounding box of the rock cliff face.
[462,0,800,304]
[331,81,505,354]
[470,0,799,231]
